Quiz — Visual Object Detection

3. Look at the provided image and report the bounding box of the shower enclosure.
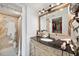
[0,4,22,56]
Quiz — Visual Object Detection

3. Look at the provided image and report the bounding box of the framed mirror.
[39,4,69,35]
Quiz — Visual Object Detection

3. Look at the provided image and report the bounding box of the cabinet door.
[30,40,74,56]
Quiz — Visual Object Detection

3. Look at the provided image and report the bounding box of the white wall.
[21,5,38,56]
[21,6,27,56]
[26,6,38,55]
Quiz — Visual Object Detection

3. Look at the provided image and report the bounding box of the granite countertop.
[31,36,75,55]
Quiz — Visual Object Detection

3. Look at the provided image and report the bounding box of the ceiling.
[0,3,56,17]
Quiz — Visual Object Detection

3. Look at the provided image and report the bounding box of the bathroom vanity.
[30,4,76,56]
[30,36,74,56]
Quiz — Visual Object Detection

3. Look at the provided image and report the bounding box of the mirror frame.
[38,4,70,34]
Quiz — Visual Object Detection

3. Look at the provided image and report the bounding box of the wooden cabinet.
[30,39,74,56]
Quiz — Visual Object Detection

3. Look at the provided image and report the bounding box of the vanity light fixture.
[38,3,68,15]
[38,12,41,15]
[65,3,68,4]
[39,8,47,15]
[49,4,54,7]
[49,3,57,8]
[56,3,60,5]
[41,8,45,13]
[39,3,61,15]
[39,10,42,15]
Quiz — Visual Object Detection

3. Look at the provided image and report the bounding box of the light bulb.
[39,12,41,15]
[42,8,45,13]
[56,3,60,5]
[38,10,41,15]
[51,4,54,7]
[49,4,55,7]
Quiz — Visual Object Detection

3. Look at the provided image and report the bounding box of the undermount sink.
[41,38,53,42]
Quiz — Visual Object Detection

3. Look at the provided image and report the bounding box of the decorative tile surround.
[0,4,22,12]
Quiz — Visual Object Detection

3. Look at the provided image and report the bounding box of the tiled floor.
[0,36,17,56]
[0,47,17,56]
